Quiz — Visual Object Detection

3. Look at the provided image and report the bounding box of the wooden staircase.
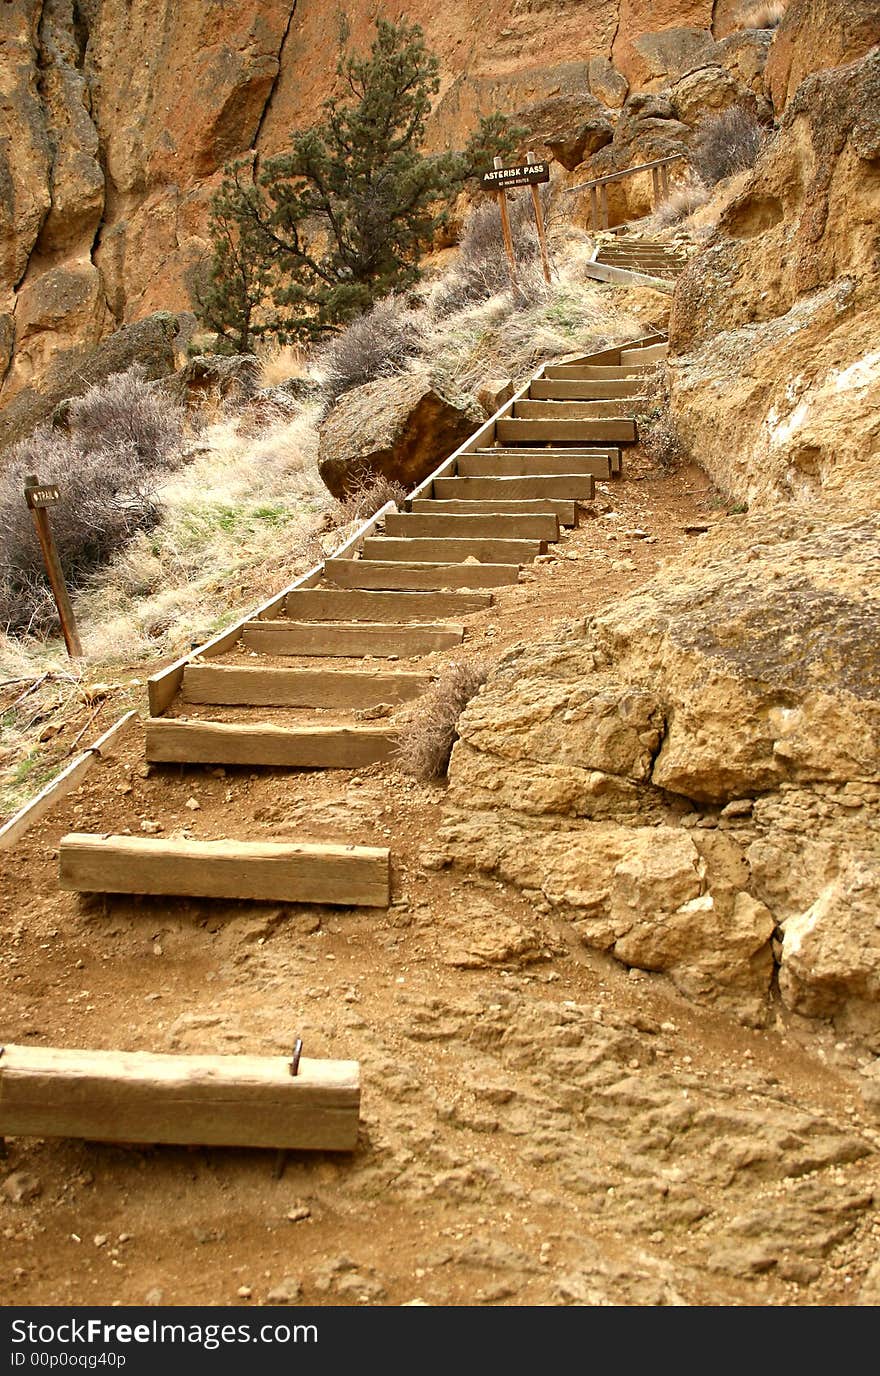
[594,240,688,280]
[67,333,667,909]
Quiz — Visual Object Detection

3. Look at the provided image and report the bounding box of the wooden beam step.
[543,364,647,381]
[474,446,617,459]
[434,474,596,501]
[182,665,431,708]
[242,619,464,657]
[324,559,520,590]
[284,587,491,621]
[411,497,577,525]
[361,536,543,563]
[145,719,397,768]
[60,833,390,908]
[496,417,636,444]
[0,1042,361,1151]
[513,399,647,419]
[457,452,612,479]
[529,379,646,400]
[620,344,667,364]
[384,510,558,541]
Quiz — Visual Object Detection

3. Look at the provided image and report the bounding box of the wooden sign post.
[491,155,518,293]
[24,473,82,658]
[481,155,552,292]
[526,151,552,284]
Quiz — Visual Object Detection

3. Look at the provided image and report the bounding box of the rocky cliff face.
[0,0,859,433]
[440,46,880,1041]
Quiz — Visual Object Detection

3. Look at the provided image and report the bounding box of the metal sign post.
[24,474,83,659]
[481,156,552,291]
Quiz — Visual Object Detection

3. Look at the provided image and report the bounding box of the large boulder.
[317,372,483,500]
[764,0,880,112]
[517,92,614,171]
[588,56,629,109]
[667,63,761,126]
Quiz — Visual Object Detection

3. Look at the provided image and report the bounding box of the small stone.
[140,819,163,834]
[720,798,754,818]
[94,1234,108,1247]
[286,1204,311,1223]
[237,1285,252,1299]
[2,1172,42,1204]
[185,797,201,811]
[266,1277,302,1305]
[144,1288,164,1305]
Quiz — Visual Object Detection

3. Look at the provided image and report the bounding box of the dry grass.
[652,181,711,228]
[333,470,407,524]
[396,659,491,781]
[737,0,786,29]
[257,341,310,388]
[639,363,688,470]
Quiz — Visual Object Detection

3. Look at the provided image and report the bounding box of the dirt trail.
[3,457,879,1308]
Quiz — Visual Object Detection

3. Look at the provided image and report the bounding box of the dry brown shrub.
[691,106,768,186]
[638,363,688,471]
[332,469,408,525]
[318,295,425,408]
[396,658,491,781]
[653,181,710,227]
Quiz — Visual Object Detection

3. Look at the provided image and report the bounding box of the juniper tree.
[199,18,519,347]
[193,167,275,354]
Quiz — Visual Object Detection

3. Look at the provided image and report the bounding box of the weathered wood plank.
[411,497,577,525]
[242,619,464,657]
[361,536,543,563]
[145,719,397,768]
[513,399,647,419]
[457,452,612,479]
[620,343,667,364]
[323,559,520,590]
[529,379,645,400]
[283,588,491,622]
[59,833,390,908]
[0,711,138,852]
[542,365,647,381]
[181,665,431,708]
[383,511,559,541]
[0,1042,361,1151]
[495,417,636,444]
[433,474,596,501]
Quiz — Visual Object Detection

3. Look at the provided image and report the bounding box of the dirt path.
[3,457,879,1308]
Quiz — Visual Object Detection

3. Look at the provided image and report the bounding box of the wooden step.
[145,719,396,768]
[0,1042,361,1152]
[458,452,612,479]
[411,497,577,525]
[496,418,636,445]
[361,536,542,563]
[513,399,647,419]
[182,665,431,708]
[284,587,491,621]
[324,559,520,590]
[529,379,645,400]
[242,619,464,657]
[60,833,390,908]
[474,446,617,460]
[383,510,558,542]
[543,364,647,381]
[434,474,596,501]
[620,344,667,364]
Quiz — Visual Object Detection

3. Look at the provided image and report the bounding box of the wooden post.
[493,156,518,293]
[599,184,609,229]
[526,151,551,283]
[660,163,670,196]
[652,166,661,209]
[589,186,598,231]
[24,474,82,658]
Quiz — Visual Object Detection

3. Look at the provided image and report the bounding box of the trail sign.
[24,483,60,509]
[23,473,82,658]
[481,160,550,189]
